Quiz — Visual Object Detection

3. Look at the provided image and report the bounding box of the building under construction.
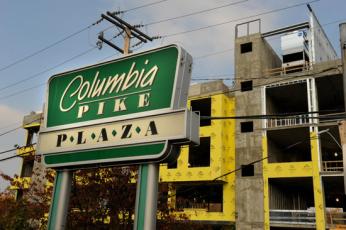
[11,5,346,230]
[233,5,344,230]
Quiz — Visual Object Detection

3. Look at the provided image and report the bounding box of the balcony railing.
[270,209,316,225]
[266,115,310,128]
[263,62,310,77]
[176,201,222,212]
[327,211,346,227]
[322,160,343,172]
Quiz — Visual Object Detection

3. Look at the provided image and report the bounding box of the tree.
[67,166,138,229]
[0,165,209,230]
[0,170,53,230]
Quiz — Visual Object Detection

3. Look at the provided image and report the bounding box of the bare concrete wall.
[234,33,281,229]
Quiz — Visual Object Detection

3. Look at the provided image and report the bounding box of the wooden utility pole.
[97,12,159,230]
[123,27,131,55]
[98,11,153,55]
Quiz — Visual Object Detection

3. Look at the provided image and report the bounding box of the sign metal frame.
[38,44,196,168]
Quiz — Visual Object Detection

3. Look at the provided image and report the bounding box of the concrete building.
[11,6,346,230]
[160,80,236,229]
[233,6,345,229]
[10,112,46,199]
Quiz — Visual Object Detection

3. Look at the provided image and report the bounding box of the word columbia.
[59,59,159,118]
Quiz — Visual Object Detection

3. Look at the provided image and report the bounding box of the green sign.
[38,45,197,168]
[47,46,179,127]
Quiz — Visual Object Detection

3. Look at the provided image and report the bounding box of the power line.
[0,29,337,95]
[0,148,18,155]
[0,148,36,163]
[145,0,248,26]
[0,126,22,137]
[0,143,36,156]
[0,1,171,74]
[0,20,102,74]
[193,65,341,94]
[165,133,324,200]
[212,135,322,181]
[200,111,346,121]
[0,59,340,103]
[192,74,235,81]
[1,13,344,101]
[192,16,346,63]
[0,83,46,101]
[101,0,248,35]
[0,49,118,101]
[1,3,341,94]
[0,47,96,93]
[191,65,342,100]
[0,122,20,131]
[194,48,234,60]
[123,0,170,13]
[162,0,320,38]
[0,0,330,93]
[0,118,42,137]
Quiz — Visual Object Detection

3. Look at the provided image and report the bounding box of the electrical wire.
[123,0,170,13]
[0,118,42,137]
[189,65,342,100]
[0,0,337,94]
[0,0,171,74]
[0,20,102,74]
[190,15,346,64]
[0,122,21,131]
[101,0,306,38]
[145,0,248,26]
[0,47,96,93]
[0,60,340,104]
[0,148,18,155]
[164,133,326,200]
[0,111,341,157]
[0,149,36,162]
[200,112,346,121]
[162,0,320,37]
[0,49,113,101]
[0,126,22,137]
[0,143,37,156]
[0,2,343,101]
[194,48,235,60]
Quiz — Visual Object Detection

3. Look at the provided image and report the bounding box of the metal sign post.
[134,164,159,230]
[47,170,72,230]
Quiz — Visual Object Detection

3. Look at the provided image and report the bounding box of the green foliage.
[0,166,212,229]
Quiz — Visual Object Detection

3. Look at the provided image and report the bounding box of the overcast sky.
[1,0,346,190]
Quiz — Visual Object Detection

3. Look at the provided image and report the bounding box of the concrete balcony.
[9,177,31,190]
[16,145,35,157]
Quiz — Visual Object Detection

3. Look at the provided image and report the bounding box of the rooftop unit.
[281,30,310,71]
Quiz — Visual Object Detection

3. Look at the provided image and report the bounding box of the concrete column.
[340,23,346,194]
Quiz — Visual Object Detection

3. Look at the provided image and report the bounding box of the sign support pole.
[134,163,159,230]
[47,170,72,230]
[40,14,192,229]
[122,25,159,230]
